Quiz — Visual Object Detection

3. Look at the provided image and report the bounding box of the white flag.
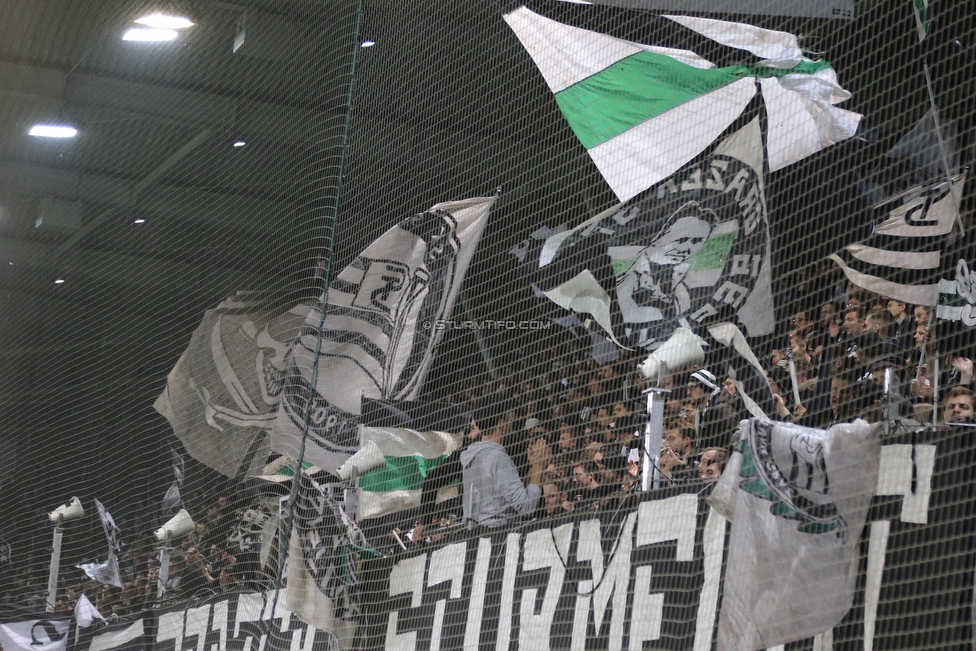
[74,594,104,629]
[709,419,881,649]
[154,292,312,478]
[73,593,105,647]
[77,500,123,588]
[505,6,860,202]
[356,426,462,519]
[271,195,495,471]
[0,610,71,651]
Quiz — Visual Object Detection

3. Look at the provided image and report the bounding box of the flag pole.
[642,387,666,492]
[921,63,964,237]
[45,526,63,612]
[270,0,365,622]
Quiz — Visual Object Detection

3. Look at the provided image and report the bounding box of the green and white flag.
[353,398,470,519]
[937,258,976,328]
[912,0,930,41]
[504,7,861,202]
[710,419,881,649]
[356,426,462,519]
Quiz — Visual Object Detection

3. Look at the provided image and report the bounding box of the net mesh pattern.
[0,0,973,649]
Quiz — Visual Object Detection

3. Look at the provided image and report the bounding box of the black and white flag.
[285,471,377,650]
[271,195,495,472]
[0,606,71,651]
[85,618,147,651]
[830,109,967,307]
[76,500,123,588]
[531,107,773,350]
[154,292,312,478]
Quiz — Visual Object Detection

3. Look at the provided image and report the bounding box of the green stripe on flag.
[939,292,965,307]
[555,51,741,149]
[913,0,929,37]
[554,51,832,150]
[687,232,737,271]
[611,258,636,276]
[271,461,316,478]
[359,455,448,492]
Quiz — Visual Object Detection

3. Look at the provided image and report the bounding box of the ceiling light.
[134,217,146,224]
[361,40,375,48]
[134,12,194,29]
[232,140,246,147]
[54,278,65,284]
[123,27,178,42]
[29,124,78,138]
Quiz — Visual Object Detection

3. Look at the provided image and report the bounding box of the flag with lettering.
[530,104,773,350]
[271,196,495,472]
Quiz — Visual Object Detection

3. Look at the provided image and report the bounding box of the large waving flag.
[709,419,880,649]
[830,109,966,307]
[504,6,861,202]
[271,196,495,472]
[154,292,312,478]
[532,106,774,349]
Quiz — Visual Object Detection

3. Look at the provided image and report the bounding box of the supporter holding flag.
[460,400,551,528]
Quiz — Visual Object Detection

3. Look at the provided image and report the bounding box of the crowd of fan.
[7,273,975,598]
[0,493,270,618]
[394,347,739,544]
[397,279,975,541]
[769,289,973,429]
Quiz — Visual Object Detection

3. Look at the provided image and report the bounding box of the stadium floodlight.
[123,27,178,42]
[134,12,194,29]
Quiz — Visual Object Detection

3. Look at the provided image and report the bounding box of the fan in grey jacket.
[460,411,551,528]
